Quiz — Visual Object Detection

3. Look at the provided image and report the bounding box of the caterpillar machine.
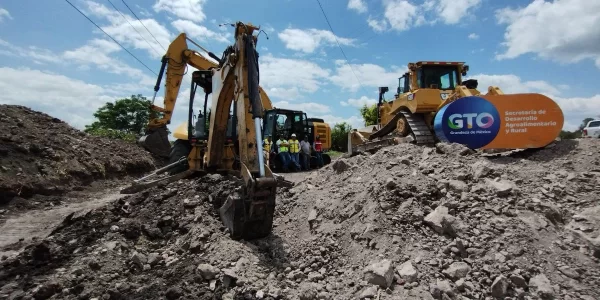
[122,22,333,240]
[349,61,564,154]
[122,21,281,240]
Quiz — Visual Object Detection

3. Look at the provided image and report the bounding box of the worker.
[300,135,311,171]
[263,135,273,166]
[313,134,324,168]
[276,135,290,172]
[288,133,301,171]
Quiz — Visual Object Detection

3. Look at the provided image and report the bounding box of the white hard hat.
[291,133,296,137]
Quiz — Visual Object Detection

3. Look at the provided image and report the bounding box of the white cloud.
[372,0,481,32]
[467,73,561,96]
[272,101,331,114]
[171,19,230,43]
[495,0,600,68]
[435,0,481,24]
[259,54,331,94]
[0,8,12,22]
[468,33,479,40]
[0,67,115,129]
[315,114,365,129]
[340,96,377,108]
[367,17,388,32]
[63,39,154,85]
[329,60,406,92]
[348,0,368,13]
[467,73,600,131]
[84,1,172,59]
[153,0,207,23]
[0,39,61,64]
[278,28,355,53]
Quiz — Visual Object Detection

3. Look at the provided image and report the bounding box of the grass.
[326,150,344,159]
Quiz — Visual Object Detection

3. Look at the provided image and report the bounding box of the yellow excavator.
[349,61,564,154]
[137,31,333,172]
[123,22,281,240]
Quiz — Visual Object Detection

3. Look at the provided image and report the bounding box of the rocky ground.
[0,105,162,206]
[1,114,599,299]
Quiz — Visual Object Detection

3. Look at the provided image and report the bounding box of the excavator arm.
[139,33,273,158]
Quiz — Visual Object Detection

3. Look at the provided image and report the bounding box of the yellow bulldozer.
[349,61,564,154]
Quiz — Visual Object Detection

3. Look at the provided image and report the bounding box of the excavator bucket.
[138,126,171,158]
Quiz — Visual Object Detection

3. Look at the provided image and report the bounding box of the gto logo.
[448,113,494,129]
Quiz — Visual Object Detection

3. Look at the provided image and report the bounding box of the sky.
[0,0,599,136]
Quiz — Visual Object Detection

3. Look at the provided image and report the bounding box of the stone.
[165,287,183,300]
[490,275,509,298]
[298,282,319,300]
[359,286,378,299]
[509,274,527,288]
[558,266,579,279]
[331,160,350,173]
[397,261,418,283]
[385,178,397,190]
[363,259,394,288]
[448,180,468,193]
[443,262,471,280]
[197,263,218,280]
[430,279,453,299]
[485,179,515,197]
[529,273,555,299]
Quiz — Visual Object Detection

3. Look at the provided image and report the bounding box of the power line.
[121,0,167,51]
[106,0,162,57]
[315,0,368,95]
[65,0,158,76]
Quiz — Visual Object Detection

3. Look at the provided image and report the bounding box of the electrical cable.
[120,0,167,51]
[315,0,368,95]
[64,0,158,76]
[106,0,162,57]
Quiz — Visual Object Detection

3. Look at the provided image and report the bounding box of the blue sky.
[1,0,599,134]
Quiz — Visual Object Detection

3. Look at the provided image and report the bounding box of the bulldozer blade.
[139,127,171,158]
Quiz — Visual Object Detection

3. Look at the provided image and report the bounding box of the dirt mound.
[0,105,161,204]
[1,139,599,300]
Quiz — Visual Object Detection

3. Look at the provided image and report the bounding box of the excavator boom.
[139,32,274,158]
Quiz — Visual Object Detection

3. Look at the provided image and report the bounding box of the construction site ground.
[1,104,599,300]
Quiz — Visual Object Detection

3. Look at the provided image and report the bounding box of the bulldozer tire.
[168,139,192,175]
[322,153,331,165]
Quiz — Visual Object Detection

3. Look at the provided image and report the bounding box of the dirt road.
[0,188,127,259]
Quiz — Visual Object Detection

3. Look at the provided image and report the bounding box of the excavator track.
[367,110,435,145]
[401,110,436,146]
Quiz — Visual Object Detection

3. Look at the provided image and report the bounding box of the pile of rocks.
[1,138,599,299]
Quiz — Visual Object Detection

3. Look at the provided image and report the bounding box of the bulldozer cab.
[263,109,308,143]
[408,62,469,91]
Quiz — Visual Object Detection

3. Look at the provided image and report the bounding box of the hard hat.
[291,133,296,137]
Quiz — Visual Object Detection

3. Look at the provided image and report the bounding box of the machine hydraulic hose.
[245,34,265,177]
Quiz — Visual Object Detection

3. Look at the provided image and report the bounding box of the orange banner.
[433,94,564,149]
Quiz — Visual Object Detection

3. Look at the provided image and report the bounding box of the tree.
[359,104,378,127]
[331,122,352,152]
[85,94,152,141]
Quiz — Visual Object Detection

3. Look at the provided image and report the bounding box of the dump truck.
[349,61,565,154]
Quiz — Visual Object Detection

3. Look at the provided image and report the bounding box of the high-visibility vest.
[289,139,300,153]
[277,139,289,152]
[315,140,322,152]
[263,139,272,151]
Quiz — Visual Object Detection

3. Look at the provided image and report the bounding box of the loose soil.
[1,105,599,300]
[0,105,163,204]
